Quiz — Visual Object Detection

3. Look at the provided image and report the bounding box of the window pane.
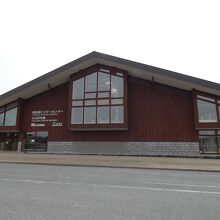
[85,93,96,99]
[98,72,110,91]
[111,106,124,123]
[0,107,4,114]
[99,68,110,73]
[0,112,4,126]
[111,99,123,105]
[199,130,215,135]
[35,131,48,145]
[71,107,83,124]
[85,72,97,92]
[84,107,96,124]
[98,99,109,105]
[111,75,123,97]
[197,95,215,103]
[72,78,84,100]
[6,102,17,110]
[85,100,96,106]
[219,106,220,120]
[26,132,35,144]
[98,92,109,98]
[97,107,109,124]
[4,107,17,126]
[197,99,217,122]
[116,72,123,77]
[27,132,35,138]
[72,100,83,106]
[36,131,48,138]
[199,136,218,153]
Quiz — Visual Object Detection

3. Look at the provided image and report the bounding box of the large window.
[197,95,217,123]
[0,102,18,127]
[70,65,127,129]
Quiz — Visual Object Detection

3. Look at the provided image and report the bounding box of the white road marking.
[140,181,220,189]
[1,178,220,195]
[93,184,220,195]
[0,178,72,185]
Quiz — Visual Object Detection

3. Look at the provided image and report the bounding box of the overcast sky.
[0,0,220,95]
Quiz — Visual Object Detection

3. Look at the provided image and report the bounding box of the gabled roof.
[1,51,220,106]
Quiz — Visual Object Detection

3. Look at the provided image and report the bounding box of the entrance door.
[23,131,48,152]
[199,130,220,154]
[199,136,218,154]
[4,133,18,151]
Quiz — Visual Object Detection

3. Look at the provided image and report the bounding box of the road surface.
[0,163,220,220]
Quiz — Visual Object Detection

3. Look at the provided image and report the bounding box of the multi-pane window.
[71,66,126,128]
[0,102,18,126]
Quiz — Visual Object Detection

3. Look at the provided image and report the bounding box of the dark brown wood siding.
[20,75,198,142]
[128,77,197,141]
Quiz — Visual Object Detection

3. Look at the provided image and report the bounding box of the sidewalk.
[0,152,220,172]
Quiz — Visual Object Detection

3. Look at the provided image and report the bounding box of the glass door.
[23,131,48,152]
[199,130,220,154]
[4,133,18,151]
[199,135,218,153]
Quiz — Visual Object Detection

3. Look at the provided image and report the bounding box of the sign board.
[31,110,63,127]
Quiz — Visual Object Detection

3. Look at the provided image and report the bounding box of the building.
[1,52,220,156]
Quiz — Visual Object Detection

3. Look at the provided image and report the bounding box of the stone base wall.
[47,141,200,157]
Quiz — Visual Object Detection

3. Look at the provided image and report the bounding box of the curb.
[1,161,220,173]
[23,152,220,159]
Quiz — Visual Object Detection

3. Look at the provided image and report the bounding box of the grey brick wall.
[47,141,200,156]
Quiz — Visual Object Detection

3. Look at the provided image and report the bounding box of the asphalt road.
[0,164,220,220]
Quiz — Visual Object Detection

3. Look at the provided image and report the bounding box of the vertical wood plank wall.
[21,75,198,142]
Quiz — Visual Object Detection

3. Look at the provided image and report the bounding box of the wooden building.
[1,52,220,156]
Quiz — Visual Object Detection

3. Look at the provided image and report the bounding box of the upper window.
[70,65,127,130]
[197,95,218,123]
[0,102,18,127]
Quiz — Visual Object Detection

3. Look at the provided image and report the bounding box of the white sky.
[0,0,220,95]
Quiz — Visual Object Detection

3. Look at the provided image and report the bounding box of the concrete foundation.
[47,141,200,157]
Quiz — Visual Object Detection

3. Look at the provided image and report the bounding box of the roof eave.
[1,51,220,106]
